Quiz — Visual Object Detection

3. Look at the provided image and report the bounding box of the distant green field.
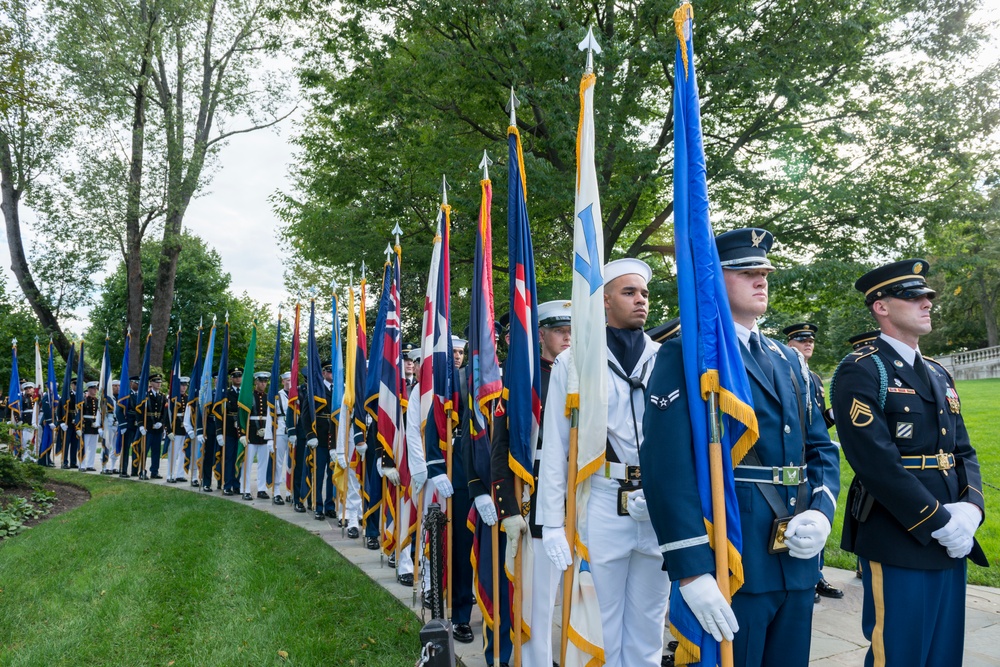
[825,378,1000,587]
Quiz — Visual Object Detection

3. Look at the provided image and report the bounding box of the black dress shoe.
[816,578,844,599]
[347,527,359,539]
[285,495,291,503]
[814,592,821,604]
[325,509,337,519]
[365,537,379,550]
[223,489,234,496]
[242,493,253,501]
[203,486,214,493]
[139,473,148,480]
[166,478,176,484]
[306,502,313,511]
[294,503,306,513]
[453,623,473,644]
[130,471,139,477]
[388,554,397,568]
[119,473,129,478]
[175,477,187,483]
[257,491,269,500]
[150,474,162,479]
[191,480,200,487]
[397,573,413,587]
[314,512,325,521]
[273,496,285,506]
[87,467,97,471]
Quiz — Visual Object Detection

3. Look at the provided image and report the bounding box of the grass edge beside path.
[0,470,420,667]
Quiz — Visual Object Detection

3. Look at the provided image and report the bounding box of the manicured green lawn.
[825,378,1000,587]
[0,472,419,666]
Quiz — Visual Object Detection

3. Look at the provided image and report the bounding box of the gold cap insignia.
[914,262,923,274]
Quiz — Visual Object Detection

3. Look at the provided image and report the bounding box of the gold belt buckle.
[936,450,952,475]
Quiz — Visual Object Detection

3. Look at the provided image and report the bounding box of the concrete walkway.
[94,463,1000,666]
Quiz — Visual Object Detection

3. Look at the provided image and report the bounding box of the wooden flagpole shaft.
[446,419,454,618]
[379,477,387,562]
[221,399,228,491]
[413,486,425,607]
[491,520,501,666]
[512,476,524,667]
[340,454,348,537]
[560,410,580,667]
[708,391,734,667]
[395,482,402,567]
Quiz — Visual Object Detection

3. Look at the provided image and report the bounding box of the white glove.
[336,450,347,469]
[288,433,297,445]
[383,466,401,485]
[307,438,318,449]
[239,435,247,448]
[501,515,528,571]
[267,442,275,454]
[783,510,832,559]
[431,473,453,498]
[679,573,740,642]
[153,422,162,429]
[139,426,147,436]
[257,428,265,438]
[541,526,573,572]
[474,494,498,526]
[411,469,428,495]
[76,429,82,438]
[626,489,650,522]
[931,502,981,559]
[59,423,68,432]
[356,443,368,458]
[50,423,58,432]
[216,434,224,447]
[197,435,205,447]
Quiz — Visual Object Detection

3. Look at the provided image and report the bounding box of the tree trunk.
[978,272,999,348]
[149,210,183,367]
[0,135,73,362]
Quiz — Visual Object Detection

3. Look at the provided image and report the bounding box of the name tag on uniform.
[887,387,915,394]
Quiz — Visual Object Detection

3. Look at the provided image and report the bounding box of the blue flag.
[268,314,282,436]
[331,288,345,431]
[74,341,85,430]
[213,321,230,423]
[115,331,132,457]
[364,263,392,420]
[306,300,327,437]
[200,323,217,416]
[133,331,152,457]
[8,341,21,424]
[59,343,75,458]
[168,329,182,425]
[39,340,59,459]
[669,5,759,664]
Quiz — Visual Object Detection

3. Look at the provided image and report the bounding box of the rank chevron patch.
[850,398,874,427]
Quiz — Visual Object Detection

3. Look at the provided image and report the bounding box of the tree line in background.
[3,0,999,380]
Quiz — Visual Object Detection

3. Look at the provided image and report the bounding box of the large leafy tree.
[279,0,999,333]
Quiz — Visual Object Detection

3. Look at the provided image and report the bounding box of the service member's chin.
[875,296,933,338]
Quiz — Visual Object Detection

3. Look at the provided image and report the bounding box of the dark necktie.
[749,331,775,386]
[913,353,930,388]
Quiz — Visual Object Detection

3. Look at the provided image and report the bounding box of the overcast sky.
[3,3,998,336]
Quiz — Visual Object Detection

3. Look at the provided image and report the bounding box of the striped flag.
[331,286,345,432]
[186,325,205,474]
[363,264,391,529]
[565,29,609,667]
[664,6,757,664]
[59,343,75,459]
[237,321,258,466]
[268,314,282,441]
[74,341,85,431]
[377,252,406,554]
[8,340,21,424]
[168,328,183,429]
[133,332,152,459]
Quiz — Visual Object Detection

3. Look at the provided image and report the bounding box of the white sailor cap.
[538,300,571,328]
[253,371,271,381]
[85,381,99,389]
[406,347,422,362]
[21,381,35,389]
[280,371,291,380]
[603,258,652,285]
[179,376,190,384]
[451,335,467,349]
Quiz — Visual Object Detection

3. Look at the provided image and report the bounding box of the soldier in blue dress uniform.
[641,229,840,667]
[220,367,243,495]
[832,259,987,667]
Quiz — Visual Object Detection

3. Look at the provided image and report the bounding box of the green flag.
[237,321,258,464]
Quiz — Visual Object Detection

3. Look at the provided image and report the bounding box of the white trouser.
[167,435,186,479]
[21,428,35,460]
[240,444,270,494]
[271,434,288,497]
[524,535,560,667]
[346,464,362,524]
[103,424,118,470]
[584,476,670,667]
[82,433,98,469]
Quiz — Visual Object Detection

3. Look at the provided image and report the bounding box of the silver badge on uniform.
[894,378,902,387]
[650,389,680,410]
[896,422,913,439]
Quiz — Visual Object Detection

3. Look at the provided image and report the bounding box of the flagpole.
[560,399,580,667]
[708,391,734,666]
[512,477,524,666]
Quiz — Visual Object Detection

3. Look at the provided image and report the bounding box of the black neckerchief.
[606,326,644,376]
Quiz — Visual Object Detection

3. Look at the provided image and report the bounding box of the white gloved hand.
[239,435,247,448]
[474,494,498,526]
[197,435,205,447]
[267,442,275,454]
[60,423,68,432]
[51,423,59,432]
[216,434,224,447]
[679,573,740,642]
[139,426,147,436]
[288,433,297,445]
[541,526,573,572]
[356,443,368,458]
[153,422,162,429]
[336,450,347,469]
[411,469,428,495]
[383,466,401,485]
[783,509,832,559]
[626,489,650,522]
[431,473,453,499]
[501,515,528,571]
[931,502,981,558]
[76,429,82,438]
[257,428,265,438]
[307,438,318,449]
